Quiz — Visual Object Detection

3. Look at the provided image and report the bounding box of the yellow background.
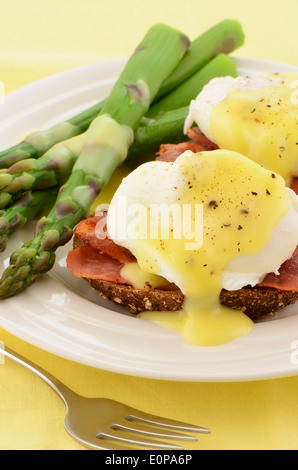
[0,0,297,450]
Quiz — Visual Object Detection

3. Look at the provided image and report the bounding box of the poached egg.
[184,73,298,183]
[107,149,298,346]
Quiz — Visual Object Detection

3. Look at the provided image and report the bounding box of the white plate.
[0,57,298,382]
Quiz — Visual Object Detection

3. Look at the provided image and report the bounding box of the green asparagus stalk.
[0,104,105,170]
[0,23,190,298]
[0,19,244,170]
[0,106,189,251]
[0,190,23,210]
[3,106,188,196]
[128,106,189,159]
[146,53,237,116]
[0,131,88,203]
[0,106,188,208]
[0,53,237,203]
[153,18,244,100]
[0,188,57,252]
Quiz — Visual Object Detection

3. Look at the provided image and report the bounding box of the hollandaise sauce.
[211,74,298,183]
[121,150,289,346]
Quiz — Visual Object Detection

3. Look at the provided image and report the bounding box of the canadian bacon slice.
[186,127,219,149]
[74,214,136,264]
[156,128,218,163]
[258,247,298,291]
[67,244,130,284]
[156,141,208,162]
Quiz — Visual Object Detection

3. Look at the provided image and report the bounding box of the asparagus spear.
[0,105,189,209]
[0,190,23,210]
[0,23,190,299]
[128,106,189,160]
[147,53,237,116]
[0,104,104,170]
[0,53,237,203]
[0,19,244,170]
[152,18,244,101]
[0,131,88,206]
[0,106,189,251]
[0,188,57,252]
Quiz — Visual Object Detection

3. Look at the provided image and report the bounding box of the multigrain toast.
[73,235,298,321]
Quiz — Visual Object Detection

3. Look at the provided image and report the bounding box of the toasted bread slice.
[73,236,298,321]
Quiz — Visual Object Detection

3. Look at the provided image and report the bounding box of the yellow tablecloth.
[0,0,297,450]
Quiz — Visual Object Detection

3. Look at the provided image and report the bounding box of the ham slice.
[67,212,136,284]
[258,247,298,291]
[186,127,218,150]
[156,127,218,162]
[74,213,136,264]
[156,141,209,162]
[67,213,177,289]
[67,244,130,284]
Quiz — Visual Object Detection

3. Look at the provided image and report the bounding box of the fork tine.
[67,428,184,451]
[97,431,185,450]
[75,434,149,451]
[111,423,198,441]
[126,413,210,434]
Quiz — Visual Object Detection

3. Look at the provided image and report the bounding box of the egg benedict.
[67,149,298,346]
[184,73,298,183]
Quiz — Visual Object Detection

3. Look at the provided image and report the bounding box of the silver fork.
[0,345,210,450]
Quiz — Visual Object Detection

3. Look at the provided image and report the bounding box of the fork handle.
[0,345,75,406]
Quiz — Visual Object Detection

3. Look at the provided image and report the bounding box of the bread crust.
[73,236,298,320]
[84,277,298,320]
